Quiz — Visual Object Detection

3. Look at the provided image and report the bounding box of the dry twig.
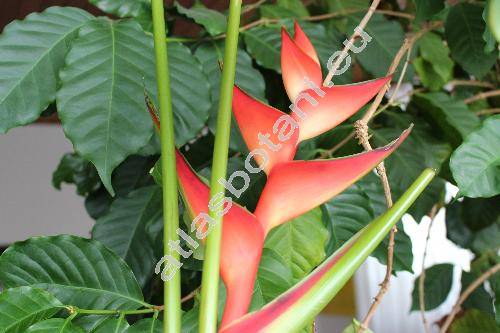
[464,89,500,104]
[475,108,500,116]
[439,263,500,333]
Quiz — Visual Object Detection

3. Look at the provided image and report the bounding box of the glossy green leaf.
[413,0,444,23]
[57,19,209,195]
[52,153,101,196]
[471,223,500,254]
[91,317,129,333]
[411,263,454,311]
[347,14,407,79]
[451,309,500,333]
[276,0,309,16]
[414,33,453,90]
[264,208,329,280]
[175,2,227,36]
[92,186,163,287]
[73,316,108,332]
[194,42,266,152]
[260,5,298,19]
[25,319,85,333]
[250,249,294,311]
[0,7,94,133]
[462,271,495,315]
[0,235,146,310]
[371,113,450,220]
[0,286,63,333]
[412,93,480,147]
[445,3,498,78]
[450,115,500,198]
[324,183,413,272]
[89,0,150,17]
[57,19,156,195]
[125,318,163,333]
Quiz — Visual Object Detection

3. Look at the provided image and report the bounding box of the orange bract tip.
[293,21,320,65]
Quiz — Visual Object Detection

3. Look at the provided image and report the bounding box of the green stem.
[67,306,161,316]
[199,1,242,332]
[151,0,181,332]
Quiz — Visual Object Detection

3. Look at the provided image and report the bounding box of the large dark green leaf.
[93,186,163,287]
[371,113,450,220]
[194,42,266,152]
[412,93,480,147]
[52,153,101,196]
[57,19,210,195]
[324,183,414,272]
[175,2,227,36]
[347,14,407,79]
[451,309,500,333]
[57,19,156,195]
[91,317,129,333]
[445,3,498,78]
[0,235,146,310]
[411,263,454,311]
[0,7,94,133]
[250,249,294,311]
[462,271,495,315]
[0,286,63,333]
[264,208,328,280]
[25,319,85,333]
[450,115,500,198]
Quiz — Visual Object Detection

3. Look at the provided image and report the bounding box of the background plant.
[0,0,498,332]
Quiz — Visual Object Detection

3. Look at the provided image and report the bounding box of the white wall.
[0,124,93,246]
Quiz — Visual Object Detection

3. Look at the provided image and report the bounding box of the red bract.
[152,21,410,331]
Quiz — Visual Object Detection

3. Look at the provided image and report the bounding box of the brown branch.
[356,21,442,333]
[242,0,267,14]
[323,0,382,86]
[448,79,494,89]
[475,108,500,116]
[464,89,500,104]
[439,263,500,333]
[419,204,440,333]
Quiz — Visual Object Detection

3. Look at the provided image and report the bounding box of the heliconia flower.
[232,86,299,174]
[254,127,411,234]
[219,168,435,333]
[233,21,391,169]
[174,150,265,328]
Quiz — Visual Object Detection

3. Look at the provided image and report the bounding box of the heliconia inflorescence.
[149,22,411,331]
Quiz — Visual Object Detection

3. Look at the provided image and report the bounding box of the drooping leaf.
[264,208,328,280]
[451,309,500,333]
[445,3,498,78]
[25,319,85,333]
[0,286,63,333]
[413,0,445,23]
[0,235,146,310]
[92,186,163,287]
[58,19,210,195]
[411,263,454,311]
[250,249,294,311]
[0,7,94,133]
[125,318,163,333]
[412,93,480,147]
[450,115,500,198]
[52,153,101,196]
[175,2,227,36]
[194,42,266,152]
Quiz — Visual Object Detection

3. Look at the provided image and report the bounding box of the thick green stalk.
[151,1,181,332]
[199,1,242,332]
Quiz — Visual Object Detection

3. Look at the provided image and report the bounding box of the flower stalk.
[151,0,181,332]
[199,1,243,332]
